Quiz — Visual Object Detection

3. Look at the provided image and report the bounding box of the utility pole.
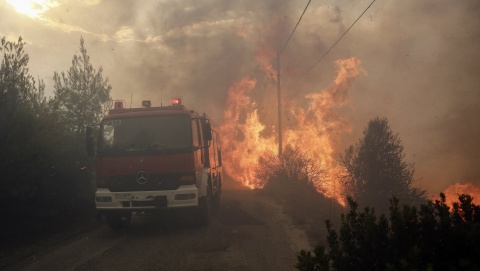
[277,53,282,157]
[274,0,311,157]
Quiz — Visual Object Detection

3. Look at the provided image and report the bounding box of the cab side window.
[192,120,200,147]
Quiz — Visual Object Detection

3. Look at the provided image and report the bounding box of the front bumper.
[95,185,199,210]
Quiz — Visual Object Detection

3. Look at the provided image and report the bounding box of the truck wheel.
[194,188,211,227]
[105,211,132,230]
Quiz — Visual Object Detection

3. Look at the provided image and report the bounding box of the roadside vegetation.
[0,36,110,252]
[296,194,480,271]
[256,118,427,244]
[340,117,427,214]
[3,34,478,270]
[256,146,343,244]
[256,117,478,270]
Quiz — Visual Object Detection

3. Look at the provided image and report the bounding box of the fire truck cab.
[86,98,222,229]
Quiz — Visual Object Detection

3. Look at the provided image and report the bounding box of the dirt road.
[4,182,311,271]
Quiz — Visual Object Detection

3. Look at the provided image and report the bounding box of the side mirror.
[217,150,222,166]
[86,126,94,155]
[203,122,212,142]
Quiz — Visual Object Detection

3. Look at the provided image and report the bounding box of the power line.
[279,0,312,56]
[288,0,376,87]
[276,0,311,156]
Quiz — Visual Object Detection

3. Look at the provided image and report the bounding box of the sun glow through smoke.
[7,0,58,19]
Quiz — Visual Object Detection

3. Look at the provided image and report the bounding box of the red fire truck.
[86,98,222,229]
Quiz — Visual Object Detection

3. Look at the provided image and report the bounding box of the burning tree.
[340,117,426,213]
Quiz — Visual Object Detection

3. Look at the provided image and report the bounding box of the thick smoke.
[1,0,479,195]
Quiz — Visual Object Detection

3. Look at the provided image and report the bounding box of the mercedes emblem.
[136,171,149,184]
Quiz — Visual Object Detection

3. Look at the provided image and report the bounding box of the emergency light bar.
[114,101,124,109]
[171,97,183,105]
[142,100,152,108]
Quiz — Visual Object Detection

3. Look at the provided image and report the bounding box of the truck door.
[191,119,205,167]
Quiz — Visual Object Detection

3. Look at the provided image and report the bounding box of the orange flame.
[284,58,362,198]
[219,77,277,189]
[254,47,277,81]
[219,54,364,204]
[441,182,480,208]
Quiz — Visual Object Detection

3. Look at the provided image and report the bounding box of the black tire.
[105,211,132,230]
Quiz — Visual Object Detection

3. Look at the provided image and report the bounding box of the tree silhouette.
[52,36,111,136]
[340,117,425,213]
[0,37,101,246]
[0,37,44,112]
[0,36,48,205]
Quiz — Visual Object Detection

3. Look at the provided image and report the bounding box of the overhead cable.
[279,0,312,56]
[288,0,376,87]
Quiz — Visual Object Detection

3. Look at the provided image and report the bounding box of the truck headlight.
[175,193,196,200]
[96,196,112,202]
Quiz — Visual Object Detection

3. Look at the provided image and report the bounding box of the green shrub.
[296,193,480,271]
[0,36,102,247]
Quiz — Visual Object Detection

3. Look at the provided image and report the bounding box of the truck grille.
[105,174,194,192]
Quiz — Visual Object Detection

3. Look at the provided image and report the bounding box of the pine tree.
[52,36,111,137]
[340,117,425,213]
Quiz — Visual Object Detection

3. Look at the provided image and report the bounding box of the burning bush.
[296,193,480,271]
[256,145,325,197]
[255,145,343,241]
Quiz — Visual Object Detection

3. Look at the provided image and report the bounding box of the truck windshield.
[98,115,191,152]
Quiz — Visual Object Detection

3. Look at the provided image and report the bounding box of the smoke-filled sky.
[1,0,479,196]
